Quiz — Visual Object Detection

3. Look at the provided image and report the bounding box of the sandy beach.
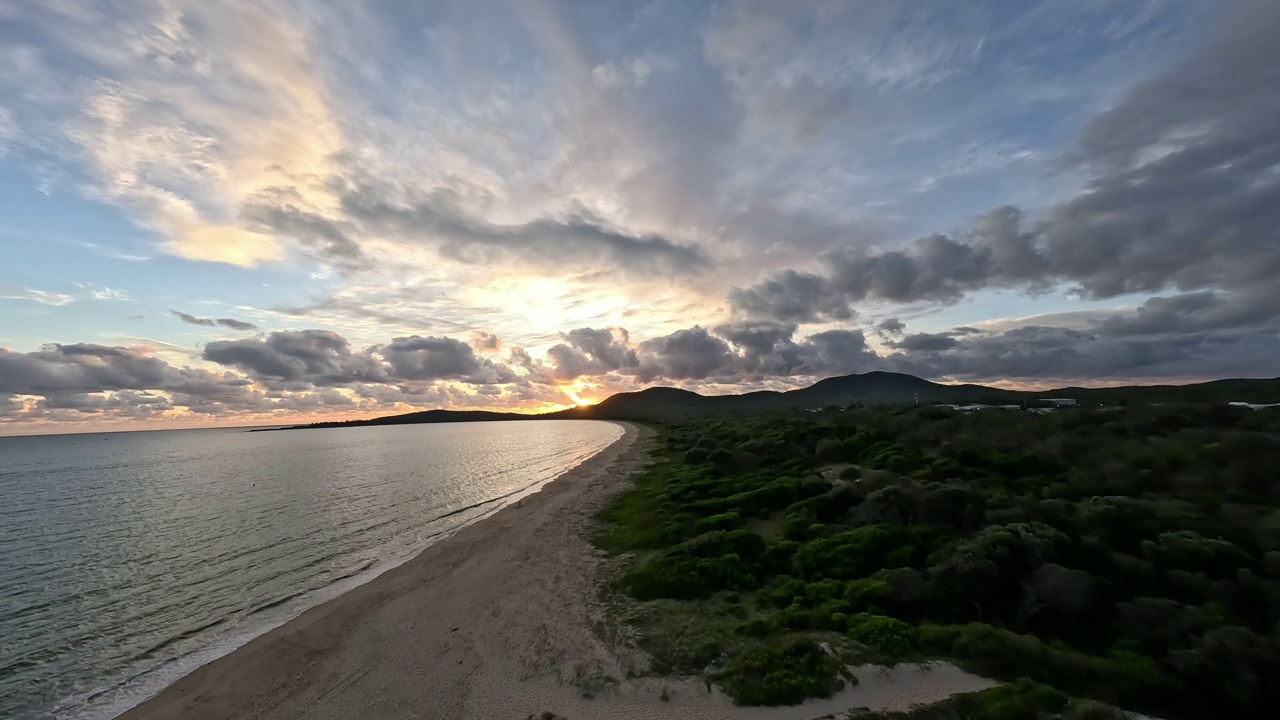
[117,421,993,720]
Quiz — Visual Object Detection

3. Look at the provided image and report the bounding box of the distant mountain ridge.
[273,372,1280,430]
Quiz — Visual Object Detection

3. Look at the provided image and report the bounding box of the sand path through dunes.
[119,422,993,720]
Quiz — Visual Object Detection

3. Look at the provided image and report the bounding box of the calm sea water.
[0,420,623,720]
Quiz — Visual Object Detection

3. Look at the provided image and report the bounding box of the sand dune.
[118,422,992,720]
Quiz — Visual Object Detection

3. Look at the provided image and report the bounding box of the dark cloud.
[241,187,366,269]
[508,346,536,371]
[170,310,259,332]
[887,290,1280,383]
[888,332,960,352]
[826,230,1004,303]
[729,2,1280,320]
[1,344,187,395]
[727,206,1046,320]
[204,330,387,386]
[203,330,518,387]
[546,327,639,381]
[337,180,709,278]
[636,326,736,383]
[792,329,884,377]
[728,270,854,323]
[876,318,906,336]
[380,335,517,384]
[715,320,801,374]
[0,344,266,422]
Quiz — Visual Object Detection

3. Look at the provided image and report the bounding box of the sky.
[1,0,1278,435]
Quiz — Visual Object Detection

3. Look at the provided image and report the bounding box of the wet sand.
[118,422,992,720]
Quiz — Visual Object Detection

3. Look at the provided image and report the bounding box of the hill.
[267,372,1280,431]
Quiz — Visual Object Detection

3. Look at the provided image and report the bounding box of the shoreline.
[116,420,992,720]
[68,428,613,720]
[112,420,641,720]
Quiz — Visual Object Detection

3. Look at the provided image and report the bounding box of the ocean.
[0,420,623,720]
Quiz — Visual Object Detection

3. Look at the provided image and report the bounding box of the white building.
[1039,398,1078,407]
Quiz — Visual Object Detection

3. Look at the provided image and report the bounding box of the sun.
[563,379,600,407]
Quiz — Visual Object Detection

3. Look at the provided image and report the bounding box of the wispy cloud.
[170,310,258,332]
[1,287,75,306]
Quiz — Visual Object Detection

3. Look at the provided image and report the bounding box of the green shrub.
[740,616,773,637]
[764,540,800,572]
[844,578,894,612]
[623,554,707,599]
[951,679,1068,720]
[698,553,759,591]
[684,447,710,465]
[816,439,847,463]
[846,613,916,659]
[939,623,1183,713]
[792,524,916,580]
[695,511,743,534]
[714,637,843,705]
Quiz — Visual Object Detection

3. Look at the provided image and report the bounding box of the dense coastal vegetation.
[595,403,1280,719]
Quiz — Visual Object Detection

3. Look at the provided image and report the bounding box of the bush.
[623,554,708,599]
[846,613,916,659]
[740,617,773,637]
[816,439,847,463]
[695,512,743,534]
[684,447,711,465]
[698,553,758,591]
[714,637,843,705]
[938,623,1184,714]
[951,680,1069,720]
[792,525,911,579]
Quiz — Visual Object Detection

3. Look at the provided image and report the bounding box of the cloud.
[77,284,131,301]
[546,327,639,381]
[470,330,502,352]
[336,179,710,278]
[715,320,801,374]
[2,0,343,268]
[876,318,906,336]
[0,343,246,399]
[592,58,651,91]
[730,205,1050,319]
[636,326,736,383]
[547,322,883,385]
[886,290,1280,383]
[170,310,259,331]
[728,270,854,323]
[202,330,517,387]
[792,329,885,377]
[1,287,75,306]
[239,190,366,270]
[728,1,1280,320]
[4,0,1278,433]
[888,332,960,352]
[203,330,387,386]
[379,335,517,384]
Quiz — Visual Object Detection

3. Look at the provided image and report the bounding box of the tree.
[1016,564,1094,628]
